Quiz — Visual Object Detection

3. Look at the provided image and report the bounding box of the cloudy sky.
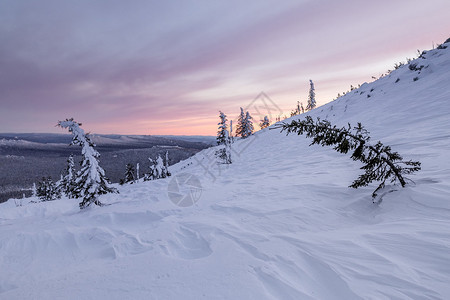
[1,0,449,135]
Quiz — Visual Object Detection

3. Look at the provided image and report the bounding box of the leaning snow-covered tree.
[57,118,118,209]
[259,116,270,129]
[306,79,316,111]
[278,116,421,202]
[217,111,229,145]
[60,154,77,198]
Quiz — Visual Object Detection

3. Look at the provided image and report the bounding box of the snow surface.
[1,45,450,299]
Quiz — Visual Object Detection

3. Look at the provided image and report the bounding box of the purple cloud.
[1,0,449,135]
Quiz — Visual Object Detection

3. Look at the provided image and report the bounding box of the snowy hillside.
[1,43,450,299]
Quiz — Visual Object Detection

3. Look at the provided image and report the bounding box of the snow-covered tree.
[122,163,136,184]
[136,163,140,181]
[154,155,165,178]
[164,151,171,177]
[306,79,316,111]
[144,154,169,180]
[31,182,37,197]
[279,116,421,201]
[215,128,232,164]
[235,108,254,138]
[235,107,245,138]
[143,161,154,181]
[260,116,270,129]
[242,111,254,138]
[217,111,229,145]
[60,154,77,198]
[229,120,235,143]
[57,118,118,209]
[37,176,61,201]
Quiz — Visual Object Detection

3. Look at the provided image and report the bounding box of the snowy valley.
[1,43,450,299]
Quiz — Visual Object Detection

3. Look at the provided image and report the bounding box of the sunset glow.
[1,0,449,135]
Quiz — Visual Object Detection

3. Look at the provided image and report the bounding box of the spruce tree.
[123,163,136,184]
[144,155,168,180]
[306,80,316,111]
[57,118,118,209]
[215,128,232,164]
[164,151,171,177]
[235,107,245,138]
[136,163,140,181]
[37,176,61,201]
[278,116,421,201]
[31,182,37,197]
[260,116,270,129]
[60,154,77,198]
[217,111,229,145]
[242,111,254,138]
[154,155,165,178]
[143,159,155,181]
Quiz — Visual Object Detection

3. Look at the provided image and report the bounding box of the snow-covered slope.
[1,43,450,299]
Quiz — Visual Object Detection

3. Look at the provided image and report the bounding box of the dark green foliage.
[409,63,424,72]
[37,177,61,201]
[278,116,421,200]
[123,163,136,184]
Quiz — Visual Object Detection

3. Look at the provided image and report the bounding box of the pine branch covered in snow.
[279,116,421,200]
[57,118,118,209]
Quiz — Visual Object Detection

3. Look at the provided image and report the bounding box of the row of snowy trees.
[121,152,171,184]
[32,118,172,209]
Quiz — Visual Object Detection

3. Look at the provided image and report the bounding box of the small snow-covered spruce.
[31,182,37,197]
[215,129,232,164]
[37,176,61,201]
[235,107,246,138]
[121,163,136,184]
[136,163,140,181]
[155,155,167,178]
[57,118,118,209]
[143,160,155,181]
[164,151,171,177]
[306,80,316,111]
[60,154,77,198]
[259,116,270,129]
[278,116,421,201]
[217,111,229,145]
[237,110,254,138]
[145,155,169,180]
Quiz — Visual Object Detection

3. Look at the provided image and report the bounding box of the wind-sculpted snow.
[1,45,450,298]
